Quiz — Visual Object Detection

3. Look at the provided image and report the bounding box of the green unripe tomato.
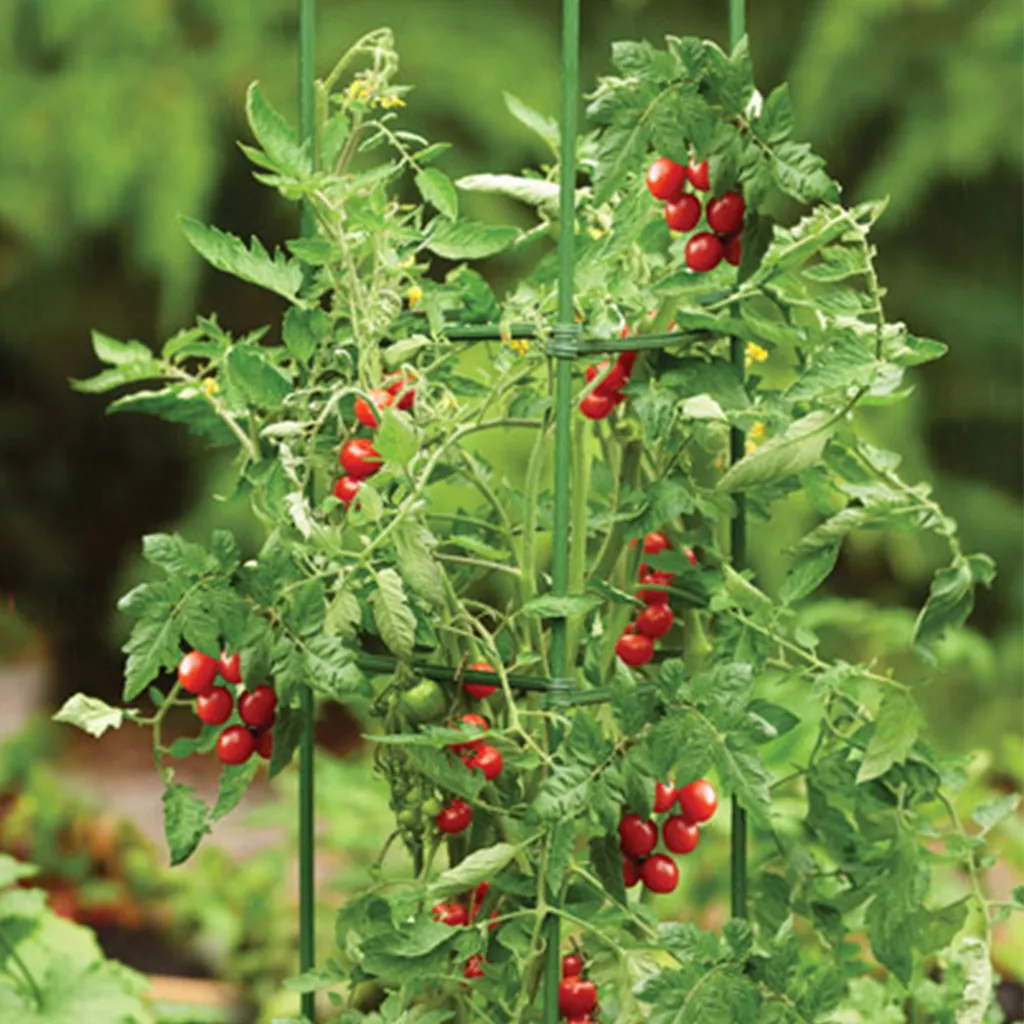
[401,679,447,723]
[404,786,423,805]
[422,796,442,817]
[396,808,418,829]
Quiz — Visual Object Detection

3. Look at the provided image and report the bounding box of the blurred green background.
[0,0,1021,1009]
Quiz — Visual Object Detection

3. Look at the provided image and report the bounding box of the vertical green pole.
[545,0,580,1018]
[728,0,749,923]
[298,0,317,1018]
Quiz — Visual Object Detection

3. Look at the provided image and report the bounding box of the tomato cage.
[292,0,751,1020]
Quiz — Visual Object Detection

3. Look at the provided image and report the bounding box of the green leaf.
[521,593,604,618]
[779,543,840,604]
[532,763,592,822]
[784,330,878,403]
[767,139,840,204]
[954,936,993,1024]
[90,330,156,366]
[212,761,258,822]
[269,705,303,779]
[394,522,445,607]
[0,854,38,890]
[971,793,1020,834]
[324,589,362,639]
[504,92,559,151]
[142,532,216,577]
[53,695,125,738]
[714,740,772,827]
[123,611,181,701]
[303,636,366,700]
[757,83,795,142]
[226,346,292,409]
[181,218,303,302]
[718,412,837,492]
[371,569,417,659]
[914,554,996,652]
[107,387,237,446]
[429,844,518,898]
[455,174,560,208]
[415,168,458,220]
[162,783,210,865]
[282,307,330,365]
[375,408,419,466]
[857,690,921,783]
[245,82,311,176]
[425,220,519,260]
[589,834,627,905]
[285,579,326,636]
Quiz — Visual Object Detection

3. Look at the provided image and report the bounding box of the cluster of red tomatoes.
[431,881,498,979]
[646,156,745,273]
[449,711,503,781]
[578,346,637,422]
[614,531,695,668]
[177,650,277,765]
[619,778,718,894]
[333,374,415,508]
[558,952,599,1022]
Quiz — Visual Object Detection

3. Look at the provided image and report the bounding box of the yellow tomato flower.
[748,421,766,440]
[378,95,406,109]
[745,342,769,366]
[500,323,530,356]
[202,378,219,396]
[407,284,424,308]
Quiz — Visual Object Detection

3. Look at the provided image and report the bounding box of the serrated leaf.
[375,408,419,467]
[455,174,560,208]
[504,92,559,151]
[429,844,518,898]
[779,543,840,604]
[226,346,292,409]
[245,82,311,177]
[718,411,837,492]
[162,783,210,865]
[415,168,458,220]
[425,220,518,260]
[371,569,417,659]
[53,695,125,738]
[181,218,303,302]
[785,330,877,403]
[955,936,993,1024]
[857,690,921,783]
[268,705,304,779]
[324,589,362,639]
[285,579,325,636]
[971,793,1020,833]
[715,740,772,827]
[282,306,330,365]
[914,554,996,652]
[394,522,445,607]
[532,763,592,822]
[303,635,366,700]
[212,761,258,822]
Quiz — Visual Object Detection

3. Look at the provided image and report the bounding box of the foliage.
[0,853,153,1023]
[54,23,1019,1023]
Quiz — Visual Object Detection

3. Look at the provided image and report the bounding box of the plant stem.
[0,923,43,1009]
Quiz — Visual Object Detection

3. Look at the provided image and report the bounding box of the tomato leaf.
[425,220,518,260]
[914,554,996,653]
[522,593,604,618]
[394,522,445,608]
[53,695,126,739]
[370,569,417,659]
[429,844,518,898]
[245,82,311,177]
[212,761,258,822]
[415,167,459,220]
[504,92,559,152]
[857,690,921,783]
[970,794,1020,834]
[162,782,210,866]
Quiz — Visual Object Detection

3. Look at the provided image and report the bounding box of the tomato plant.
[52,18,1015,1024]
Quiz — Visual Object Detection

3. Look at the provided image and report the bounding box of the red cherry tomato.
[464,955,486,979]
[623,856,642,888]
[643,531,670,555]
[579,391,616,421]
[617,350,637,375]
[636,604,674,639]
[256,728,274,759]
[178,650,218,696]
[663,815,701,854]
[196,686,234,726]
[562,953,584,978]
[641,853,680,893]
[687,159,711,191]
[339,438,383,479]
[559,977,599,1017]
[353,388,393,429]
[218,651,242,684]
[464,661,497,700]
[685,232,724,273]
[654,781,678,814]
[706,191,745,236]
[217,725,256,765]
[333,475,362,507]
[239,685,277,730]
[432,901,468,927]
[450,712,489,752]
[470,880,491,917]
[618,814,658,858]
[645,157,687,201]
[685,546,698,566]
[436,799,472,834]
[385,374,416,411]
[616,632,654,667]
[664,194,701,233]
[466,744,503,782]
[723,234,742,266]
[679,779,718,824]
[637,570,673,605]
[585,359,629,397]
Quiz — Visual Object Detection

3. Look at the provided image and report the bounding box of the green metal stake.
[544,0,580,1018]
[298,0,317,1017]
[728,0,749,923]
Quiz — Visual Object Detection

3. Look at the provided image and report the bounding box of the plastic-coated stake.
[543,0,580,1019]
[298,0,317,1018]
[728,0,749,924]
